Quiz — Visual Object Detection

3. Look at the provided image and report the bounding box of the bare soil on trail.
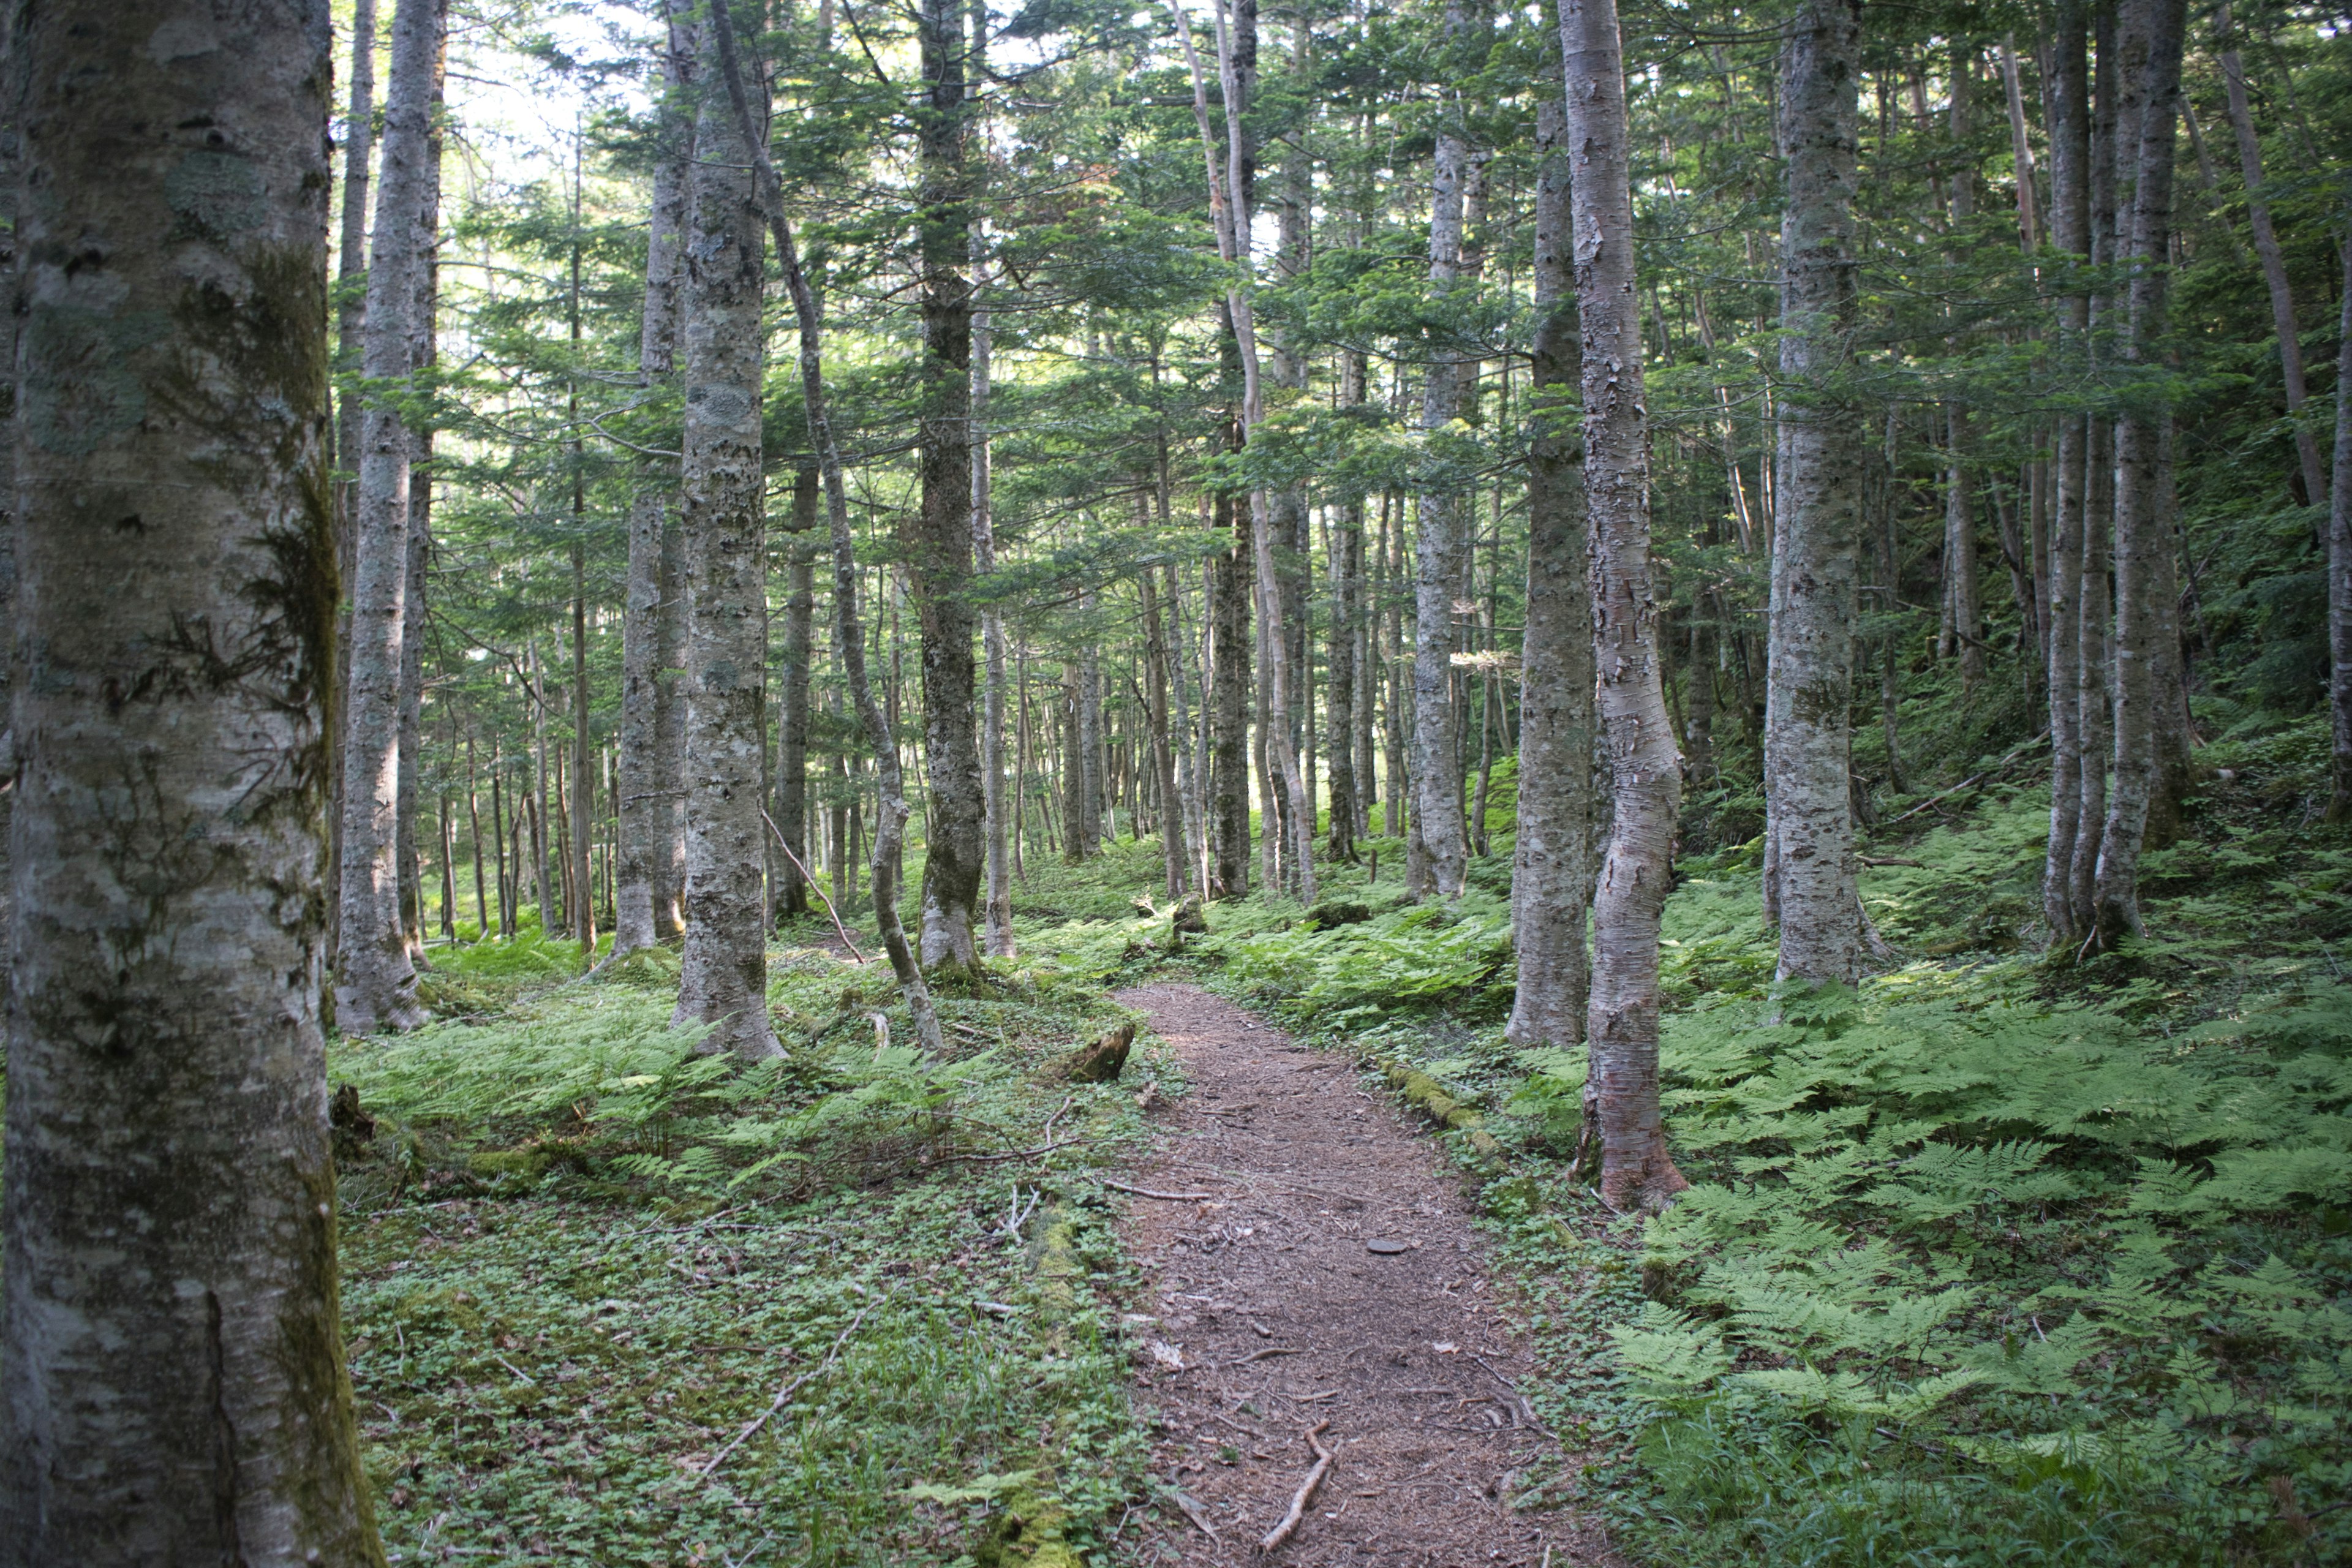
[1110,982,1617,1568]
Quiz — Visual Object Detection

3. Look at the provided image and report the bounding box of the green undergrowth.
[331,932,1177,1566]
[1003,718,2352,1566]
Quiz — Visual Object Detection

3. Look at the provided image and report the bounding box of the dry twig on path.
[1099,1178,1220,1200]
[1258,1419,1335,1555]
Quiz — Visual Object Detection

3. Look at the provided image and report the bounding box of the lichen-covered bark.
[673,26,778,1060]
[1507,77,1593,1052]
[614,4,693,957]
[1764,0,1863,989]
[911,0,986,978]
[1410,6,1473,900]
[1210,479,1253,899]
[2,2,385,1558]
[334,0,444,1034]
[2092,0,2187,951]
[2045,3,2091,944]
[2331,239,2352,823]
[774,467,818,922]
[1560,0,1689,1215]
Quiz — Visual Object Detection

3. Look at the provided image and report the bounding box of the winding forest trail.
[1111,982,1618,1567]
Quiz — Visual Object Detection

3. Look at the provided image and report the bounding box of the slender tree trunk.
[911,0,986,978]
[1764,0,1864,989]
[570,542,594,957]
[1326,376,1363,862]
[529,637,555,933]
[2073,5,2120,935]
[334,0,445,1033]
[467,731,489,935]
[2218,4,2326,507]
[973,255,1014,954]
[1411,1,1474,899]
[775,466,818,922]
[328,0,378,964]
[673,17,780,1059]
[1142,568,1187,897]
[2046,0,2092,945]
[1382,493,1409,841]
[395,32,443,971]
[654,508,688,938]
[614,1,693,956]
[1560,0,1689,1214]
[2092,0,2187,951]
[1,4,386,1555]
[1507,66,1594,1051]
[2331,235,2352,821]
[707,0,943,1051]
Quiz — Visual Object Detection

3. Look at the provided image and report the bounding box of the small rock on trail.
[1109,982,1618,1567]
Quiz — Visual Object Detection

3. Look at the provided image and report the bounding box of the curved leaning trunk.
[672,20,780,1061]
[1,2,385,1556]
[1764,0,1864,990]
[335,0,446,1035]
[1559,0,1689,1215]
[1507,78,1593,1052]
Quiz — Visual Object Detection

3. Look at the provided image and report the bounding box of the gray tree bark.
[912,0,987,979]
[614,0,694,957]
[774,466,818,922]
[2045,0,2092,946]
[326,0,377,963]
[2331,236,2352,821]
[2217,4,2326,507]
[673,16,780,1060]
[1,2,386,1556]
[334,0,445,1033]
[1560,0,1689,1215]
[395,29,443,965]
[973,248,1015,953]
[1410,0,1474,900]
[2071,2,2122,937]
[654,510,688,938]
[1763,0,1864,989]
[1506,72,1594,1052]
[2091,0,2187,951]
[707,0,944,1052]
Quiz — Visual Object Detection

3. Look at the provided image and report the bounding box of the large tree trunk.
[2331,237,2352,822]
[911,0,986,979]
[1142,567,1187,898]
[615,1,694,956]
[654,509,688,938]
[1,4,385,1557]
[774,466,818,922]
[334,0,445,1034]
[1506,69,1594,1052]
[1326,369,1363,864]
[673,18,780,1060]
[1560,0,1689,1215]
[2045,0,2092,946]
[1763,0,1864,989]
[707,0,943,1052]
[1410,1,1474,900]
[2217,4,2326,507]
[2091,0,2187,951]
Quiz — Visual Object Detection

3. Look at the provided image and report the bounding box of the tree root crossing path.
[1112,983,1616,1567]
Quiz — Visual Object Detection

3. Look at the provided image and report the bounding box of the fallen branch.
[1880,731,2049,828]
[1858,854,1923,868]
[935,1134,1097,1166]
[1257,1420,1335,1555]
[701,1297,878,1480]
[1099,1178,1219,1200]
[1222,1346,1305,1368]
[762,808,866,963]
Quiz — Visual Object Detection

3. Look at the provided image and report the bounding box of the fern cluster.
[1607,975,2352,1564]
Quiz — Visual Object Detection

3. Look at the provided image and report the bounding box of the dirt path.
[1111,982,1615,1568]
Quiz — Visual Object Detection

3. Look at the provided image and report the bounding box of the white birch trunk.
[2,2,385,1554]
[333,0,445,1034]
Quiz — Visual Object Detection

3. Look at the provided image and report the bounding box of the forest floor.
[1110,980,1616,1568]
